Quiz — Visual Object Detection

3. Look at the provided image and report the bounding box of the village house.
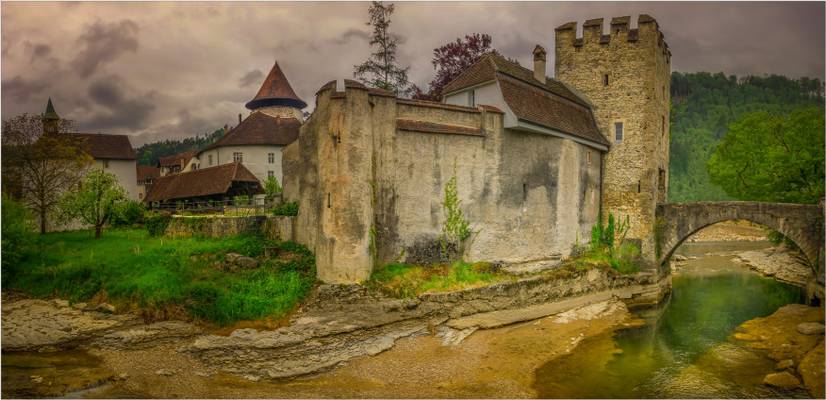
[136,165,160,201]
[157,150,198,176]
[42,99,139,200]
[143,162,263,207]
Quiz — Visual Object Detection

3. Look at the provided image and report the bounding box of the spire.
[245,62,307,111]
[43,97,59,121]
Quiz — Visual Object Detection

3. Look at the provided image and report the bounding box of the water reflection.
[534,242,807,398]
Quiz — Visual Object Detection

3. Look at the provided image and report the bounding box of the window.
[233,152,243,163]
[268,171,274,178]
[468,90,475,107]
[587,151,592,166]
[614,122,623,143]
[661,116,666,136]
[208,154,213,166]
[603,74,609,86]
[268,153,275,164]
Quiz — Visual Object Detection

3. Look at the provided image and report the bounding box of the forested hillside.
[668,72,824,202]
[135,128,225,166]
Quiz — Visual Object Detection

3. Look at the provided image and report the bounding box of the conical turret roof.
[245,62,307,111]
[43,97,59,120]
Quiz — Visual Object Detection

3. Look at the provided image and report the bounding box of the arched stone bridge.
[656,202,824,280]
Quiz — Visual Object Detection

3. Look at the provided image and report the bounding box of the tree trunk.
[40,208,46,234]
[95,225,102,239]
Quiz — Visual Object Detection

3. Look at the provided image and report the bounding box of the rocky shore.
[732,304,825,398]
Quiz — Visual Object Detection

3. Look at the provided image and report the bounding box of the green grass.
[368,261,510,298]
[568,242,641,275]
[5,228,316,326]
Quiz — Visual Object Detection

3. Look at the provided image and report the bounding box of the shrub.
[111,200,146,227]
[272,201,299,216]
[264,176,283,202]
[145,212,172,237]
[1,194,33,276]
[767,229,800,251]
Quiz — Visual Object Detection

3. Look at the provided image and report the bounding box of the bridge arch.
[656,202,824,280]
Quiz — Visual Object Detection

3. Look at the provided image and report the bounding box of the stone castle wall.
[555,15,671,263]
[284,81,602,283]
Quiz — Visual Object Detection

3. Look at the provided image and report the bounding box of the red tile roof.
[137,165,160,182]
[71,133,136,160]
[158,150,198,168]
[144,162,262,203]
[245,62,307,110]
[202,112,299,151]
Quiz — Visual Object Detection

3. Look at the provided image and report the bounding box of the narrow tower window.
[468,90,476,107]
[614,122,623,143]
[603,74,609,86]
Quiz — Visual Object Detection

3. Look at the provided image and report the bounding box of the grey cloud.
[72,19,139,78]
[330,28,370,45]
[239,69,264,88]
[1,76,48,103]
[83,77,155,131]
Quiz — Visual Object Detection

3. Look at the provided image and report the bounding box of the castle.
[281,14,670,283]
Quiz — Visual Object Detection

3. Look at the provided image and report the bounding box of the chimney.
[238,113,242,124]
[533,45,547,84]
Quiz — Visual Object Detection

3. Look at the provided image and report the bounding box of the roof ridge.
[440,52,498,95]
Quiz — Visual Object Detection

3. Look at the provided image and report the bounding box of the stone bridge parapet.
[656,202,824,284]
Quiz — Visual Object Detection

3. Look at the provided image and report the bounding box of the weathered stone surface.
[234,256,259,269]
[732,246,813,288]
[1,299,135,351]
[165,216,266,239]
[798,339,825,399]
[672,254,687,262]
[92,321,202,350]
[797,322,825,336]
[763,371,801,389]
[734,304,824,364]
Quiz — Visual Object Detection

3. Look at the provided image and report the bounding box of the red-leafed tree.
[411,33,493,101]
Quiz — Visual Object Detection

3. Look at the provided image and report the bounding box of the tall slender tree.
[353,1,410,94]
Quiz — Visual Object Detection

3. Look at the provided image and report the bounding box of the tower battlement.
[555,15,670,61]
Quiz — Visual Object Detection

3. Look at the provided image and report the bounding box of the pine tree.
[353,1,410,94]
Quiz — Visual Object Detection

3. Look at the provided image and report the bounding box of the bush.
[272,201,299,216]
[111,200,146,227]
[145,212,172,237]
[1,194,33,276]
[264,176,283,202]
[767,229,800,251]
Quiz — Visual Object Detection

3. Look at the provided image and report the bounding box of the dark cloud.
[1,76,48,103]
[72,19,139,78]
[83,77,155,131]
[238,69,263,88]
[330,28,371,45]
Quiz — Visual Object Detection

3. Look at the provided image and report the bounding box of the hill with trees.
[668,72,823,202]
[135,128,224,166]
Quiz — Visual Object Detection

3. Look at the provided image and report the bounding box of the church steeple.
[42,97,60,134]
[245,62,307,113]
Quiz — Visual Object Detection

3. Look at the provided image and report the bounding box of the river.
[535,241,808,398]
[1,241,816,398]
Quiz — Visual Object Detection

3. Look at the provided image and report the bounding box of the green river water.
[534,241,809,398]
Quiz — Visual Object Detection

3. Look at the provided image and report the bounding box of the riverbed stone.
[234,256,259,269]
[796,322,825,335]
[798,340,825,399]
[734,304,823,363]
[775,359,794,370]
[763,371,801,389]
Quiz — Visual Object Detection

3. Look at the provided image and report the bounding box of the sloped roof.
[43,98,59,121]
[499,77,608,146]
[158,150,198,168]
[137,165,160,182]
[71,133,136,160]
[440,52,608,147]
[144,162,262,202]
[245,62,307,110]
[202,112,300,151]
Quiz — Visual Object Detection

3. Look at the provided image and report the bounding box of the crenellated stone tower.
[555,15,671,263]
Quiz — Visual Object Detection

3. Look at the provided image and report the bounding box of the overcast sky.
[2,1,824,146]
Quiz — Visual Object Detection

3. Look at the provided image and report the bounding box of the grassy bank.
[369,261,512,298]
[4,228,315,325]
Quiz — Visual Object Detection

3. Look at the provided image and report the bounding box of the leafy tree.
[669,72,824,202]
[2,193,33,276]
[707,107,824,204]
[59,169,128,238]
[1,113,92,233]
[411,33,493,101]
[353,1,410,94]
